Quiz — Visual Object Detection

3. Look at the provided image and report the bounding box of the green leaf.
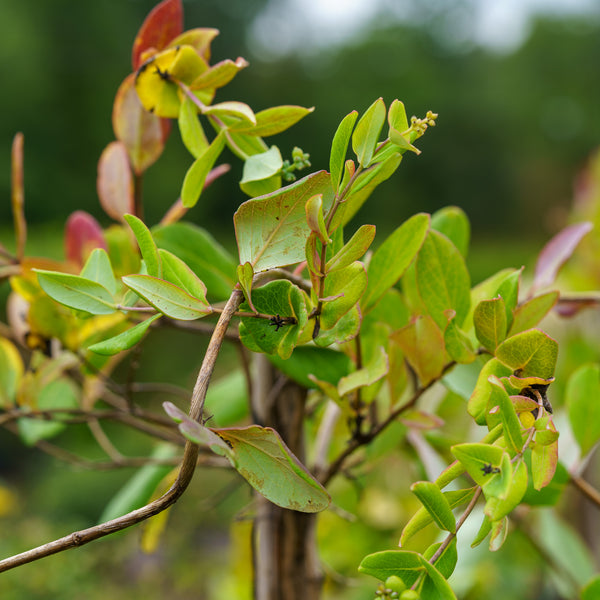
[122,275,211,320]
[216,426,330,512]
[566,363,600,456]
[431,206,470,258]
[158,248,208,301]
[471,514,492,548]
[200,101,256,125]
[239,280,308,359]
[387,99,409,137]
[496,268,521,331]
[325,224,375,273]
[330,110,358,193]
[522,454,567,506]
[236,261,255,312]
[338,346,388,397]
[484,459,528,521]
[178,95,208,158]
[400,488,475,546]
[35,270,116,315]
[98,443,177,522]
[358,550,424,585]
[18,378,79,446]
[582,575,600,600]
[240,146,283,185]
[532,423,559,490]
[488,375,523,454]
[124,213,161,278]
[234,171,332,272]
[415,230,471,329]
[495,329,558,380]
[362,213,430,313]
[189,56,248,90]
[232,105,314,137]
[451,442,505,487]
[391,315,445,386]
[423,539,458,581]
[509,291,559,336]
[489,517,509,551]
[411,481,456,533]
[444,316,476,364]
[313,304,361,347]
[152,222,237,300]
[351,97,386,167]
[321,262,367,330]
[419,557,458,600]
[181,130,226,208]
[473,296,507,352]
[87,313,161,355]
[80,248,118,295]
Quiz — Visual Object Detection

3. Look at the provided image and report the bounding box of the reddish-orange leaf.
[132,0,184,70]
[97,141,134,223]
[64,211,107,268]
[112,74,169,174]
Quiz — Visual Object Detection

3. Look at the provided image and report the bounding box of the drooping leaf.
[330,110,358,193]
[234,171,332,272]
[87,314,161,355]
[495,329,558,380]
[64,211,107,268]
[410,481,456,533]
[358,550,424,586]
[532,221,593,293]
[181,130,226,207]
[351,98,386,167]
[415,230,471,329]
[566,363,600,456]
[124,213,161,278]
[112,74,169,174]
[361,213,429,313]
[473,296,507,352]
[34,270,116,315]
[122,275,211,320]
[431,206,470,258]
[471,514,492,548]
[80,248,117,296]
[97,141,134,223]
[238,279,308,359]
[131,0,183,70]
[152,222,237,300]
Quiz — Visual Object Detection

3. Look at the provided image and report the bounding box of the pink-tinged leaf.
[11,133,26,261]
[64,211,107,268]
[531,222,593,294]
[132,0,183,70]
[112,74,170,175]
[391,315,446,386]
[532,423,558,490]
[97,141,134,223]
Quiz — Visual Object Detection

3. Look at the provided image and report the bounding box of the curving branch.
[0,288,243,574]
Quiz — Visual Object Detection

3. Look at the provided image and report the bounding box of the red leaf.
[64,211,107,268]
[112,74,169,174]
[97,141,134,222]
[531,222,592,294]
[131,0,184,70]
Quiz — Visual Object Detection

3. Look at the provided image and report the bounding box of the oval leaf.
[88,313,161,355]
[411,481,456,533]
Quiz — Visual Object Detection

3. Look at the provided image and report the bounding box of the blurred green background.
[2,1,600,598]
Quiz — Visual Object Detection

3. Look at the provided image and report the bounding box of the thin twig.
[0,289,243,573]
[569,473,600,509]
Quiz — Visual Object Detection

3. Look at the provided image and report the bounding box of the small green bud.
[385,576,407,593]
[399,590,420,600]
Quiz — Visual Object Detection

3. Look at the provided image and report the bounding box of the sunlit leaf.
[158,248,207,301]
[168,28,218,63]
[80,248,117,296]
[190,57,249,91]
[178,94,209,158]
[232,105,314,137]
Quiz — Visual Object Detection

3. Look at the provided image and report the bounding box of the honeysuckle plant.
[1,1,600,599]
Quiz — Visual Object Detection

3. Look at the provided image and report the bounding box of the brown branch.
[0,289,243,573]
[569,472,600,509]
